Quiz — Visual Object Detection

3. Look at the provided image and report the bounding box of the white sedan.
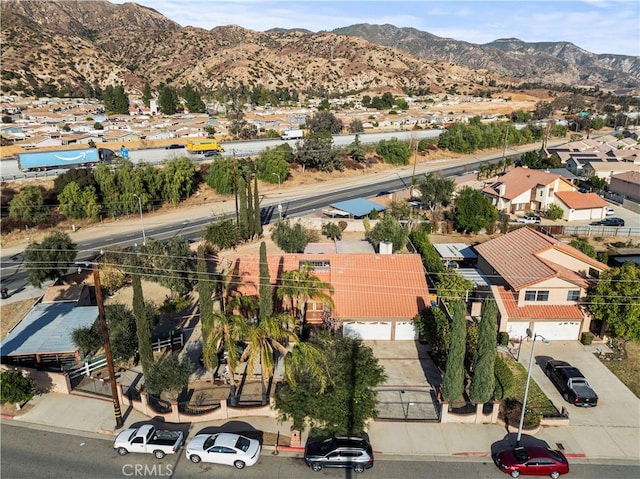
[185,433,261,469]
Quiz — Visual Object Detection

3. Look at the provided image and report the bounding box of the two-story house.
[228,252,430,341]
[481,168,575,215]
[474,227,608,341]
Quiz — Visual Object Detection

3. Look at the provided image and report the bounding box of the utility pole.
[233,149,239,226]
[93,265,123,429]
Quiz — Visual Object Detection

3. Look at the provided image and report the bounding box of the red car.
[495,446,569,478]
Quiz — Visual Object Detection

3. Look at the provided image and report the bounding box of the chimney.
[379,241,393,255]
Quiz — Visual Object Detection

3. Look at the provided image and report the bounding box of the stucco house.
[609,171,640,203]
[228,252,430,340]
[554,191,609,221]
[474,227,608,341]
[481,168,575,214]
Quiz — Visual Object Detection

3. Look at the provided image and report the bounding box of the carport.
[323,198,386,219]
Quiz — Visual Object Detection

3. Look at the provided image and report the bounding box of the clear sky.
[112,0,640,56]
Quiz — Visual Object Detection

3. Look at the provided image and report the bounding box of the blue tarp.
[330,198,387,218]
[0,303,98,356]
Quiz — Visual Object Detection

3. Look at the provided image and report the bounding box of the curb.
[1,413,15,420]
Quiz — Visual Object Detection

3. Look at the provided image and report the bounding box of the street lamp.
[133,194,146,246]
[516,328,549,445]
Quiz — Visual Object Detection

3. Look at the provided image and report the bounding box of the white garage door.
[507,322,529,339]
[343,322,392,340]
[532,321,581,341]
[395,321,417,340]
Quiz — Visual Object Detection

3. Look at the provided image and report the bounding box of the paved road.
[2,423,639,479]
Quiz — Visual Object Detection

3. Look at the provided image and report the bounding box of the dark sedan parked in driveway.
[495,446,569,478]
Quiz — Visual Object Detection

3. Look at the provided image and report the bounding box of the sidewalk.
[3,391,639,465]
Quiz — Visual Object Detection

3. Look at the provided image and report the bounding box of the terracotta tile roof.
[230,253,429,320]
[555,191,608,209]
[497,287,584,320]
[474,227,607,290]
[481,168,571,200]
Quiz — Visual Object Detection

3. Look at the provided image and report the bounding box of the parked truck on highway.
[186,140,224,154]
[281,129,304,140]
[17,147,114,172]
[114,424,185,459]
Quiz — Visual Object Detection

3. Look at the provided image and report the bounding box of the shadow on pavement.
[491,433,550,457]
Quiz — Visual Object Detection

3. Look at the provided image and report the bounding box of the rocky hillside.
[1,0,637,99]
[333,24,640,93]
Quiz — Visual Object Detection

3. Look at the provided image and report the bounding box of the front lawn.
[506,357,558,416]
[600,340,640,399]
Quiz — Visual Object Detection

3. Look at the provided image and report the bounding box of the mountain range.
[1,0,638,99]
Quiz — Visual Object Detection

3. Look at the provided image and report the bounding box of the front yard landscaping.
[506,356,558,416]
[600,340,640,399]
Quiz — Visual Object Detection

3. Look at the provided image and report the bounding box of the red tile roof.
[555,191,608,209]
[474,227,607,290]
[230,253,429,320]
[497,287,584,320]
[481,168,572,200]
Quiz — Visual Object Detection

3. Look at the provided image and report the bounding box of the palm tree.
[277,265,335,332]
[284,341,330,394]
[227,293,259,321]
[241,313,298,404]
[201,311,248,390]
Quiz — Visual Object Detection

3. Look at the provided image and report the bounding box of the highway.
[2,424,638,479]
[0,130,442,180]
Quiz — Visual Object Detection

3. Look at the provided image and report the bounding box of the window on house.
[567,290,580,301]
[536,290,549,301]
[299,260,330,272]
[588,267,600,279]
[524,290,549,302]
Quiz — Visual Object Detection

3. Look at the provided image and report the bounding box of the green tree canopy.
[417,173,455,213]
[24,231,78,287]
[297,133,342,172]
[453,186,498,234]
[441,300,467,402]
[469,300,498,403]
[9,185,49,223]
[275,337,386,435]
[158,86,178,115]
[375,137,411,165]
[271,220,316,253]
[569,238,597,259]
[436,269,475,302]
[365,215,408,253]
[205,218,240,251]
[0,371,36,405]
[145,353,193,400]
[588,263,640,340]
[306,111,343,134]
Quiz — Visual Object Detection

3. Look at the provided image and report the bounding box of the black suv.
[304,436,374,473]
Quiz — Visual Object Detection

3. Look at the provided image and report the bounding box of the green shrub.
[498,331,510,346]
[581,331,594,346]
[493,354,514,400]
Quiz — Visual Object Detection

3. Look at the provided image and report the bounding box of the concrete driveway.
[518,340,640,427]
[364,340,442,421]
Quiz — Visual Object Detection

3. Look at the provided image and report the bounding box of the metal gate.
[375,387,440,422]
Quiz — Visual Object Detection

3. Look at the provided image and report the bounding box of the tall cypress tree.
[132,273,153,377]
[253,173,262,237]
[469,299,498,404]
[246,175,254,238]
[238,176,249,240]
[441,300,467,402]
[197,245,213,325]
[258,241,273,320]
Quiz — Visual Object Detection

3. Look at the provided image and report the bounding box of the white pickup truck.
[114,424,185,459]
